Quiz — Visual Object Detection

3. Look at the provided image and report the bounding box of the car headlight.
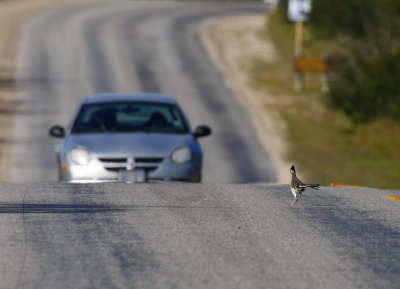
[68,146,92,166]
[171,146,192,164]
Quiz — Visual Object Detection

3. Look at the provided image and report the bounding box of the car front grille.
[99,157,164,173]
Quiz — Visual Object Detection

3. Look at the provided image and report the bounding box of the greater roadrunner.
[290,165,319,205]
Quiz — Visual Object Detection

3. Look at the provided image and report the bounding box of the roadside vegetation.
[251,0,400,189]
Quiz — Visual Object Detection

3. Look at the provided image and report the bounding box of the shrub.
[328,48,400,123]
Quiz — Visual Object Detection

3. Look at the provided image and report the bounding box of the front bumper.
[59,157,202,183]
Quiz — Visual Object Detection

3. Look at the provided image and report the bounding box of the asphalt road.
[5,2,400,289]
[0,182,399,288]
[13,1,275,183]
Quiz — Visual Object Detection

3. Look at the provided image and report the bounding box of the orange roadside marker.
[331,184,399,201]
[385,195,400,201]
[330,183,343,187]
[330,183,361,188]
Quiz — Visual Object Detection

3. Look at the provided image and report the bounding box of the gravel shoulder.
[200,14,289,183]
[0,1,288,183]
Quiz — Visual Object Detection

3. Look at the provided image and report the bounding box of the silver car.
[49,93,211,182]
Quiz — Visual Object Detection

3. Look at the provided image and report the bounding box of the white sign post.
[288,0,312,91]
[288,0,312,56]
[288,0,311,22]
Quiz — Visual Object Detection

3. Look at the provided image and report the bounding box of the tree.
[308,0,379,39]
[306,0,400,124]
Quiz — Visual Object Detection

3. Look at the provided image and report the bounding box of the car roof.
[82,93,178,105]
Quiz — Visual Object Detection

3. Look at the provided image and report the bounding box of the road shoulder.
[199,14,289,184]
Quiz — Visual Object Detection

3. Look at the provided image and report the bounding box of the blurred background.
[0,0,399,188]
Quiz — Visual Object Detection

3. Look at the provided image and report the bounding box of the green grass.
[250,11,400,189]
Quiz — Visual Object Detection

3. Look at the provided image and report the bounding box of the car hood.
[66,133,194,157]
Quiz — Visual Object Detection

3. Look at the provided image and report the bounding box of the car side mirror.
[194,125,212,138]
[49,125,66,138]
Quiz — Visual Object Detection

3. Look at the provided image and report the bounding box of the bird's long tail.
[304,184,320,190]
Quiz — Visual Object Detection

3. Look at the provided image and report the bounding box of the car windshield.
[71,102,189,134]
